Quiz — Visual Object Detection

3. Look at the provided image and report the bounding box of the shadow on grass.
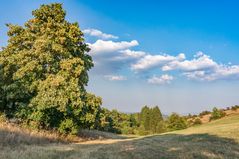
[83,133,239,159]
[1,129,239,159]
[78,129,132,140]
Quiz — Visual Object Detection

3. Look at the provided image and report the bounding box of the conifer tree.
[140,106,151,131]
[150,106,163,133]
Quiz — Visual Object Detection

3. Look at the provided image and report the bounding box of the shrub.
[58,119,79,135]
[210,107,226,121]
[156,121,167,133]
[137,126,151,136]
[231,105,239,111]
[199,111,211,117]
[167,113,188,131]
[193,118,202,125]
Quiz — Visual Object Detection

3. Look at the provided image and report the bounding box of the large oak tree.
[0,3,101,134]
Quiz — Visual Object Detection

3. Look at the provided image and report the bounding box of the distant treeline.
[95,104,239,135]
[94,106,187,135]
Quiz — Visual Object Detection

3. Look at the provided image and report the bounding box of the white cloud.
[147,74,174,85]
[88,40,139,55]
[83,29,239,82]
[157,51,239,81]
[184,65,239,81]
[83,28,118,39]
[131,53,185,71]
[120,49,146,58]
[194,51,204,58]
[162,52,217,71]
[104,75,127,81]
[111,49,146,61]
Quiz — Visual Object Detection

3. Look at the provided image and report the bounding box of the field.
[1,114,239,159]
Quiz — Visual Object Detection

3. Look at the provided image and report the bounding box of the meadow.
[1,114,238,159]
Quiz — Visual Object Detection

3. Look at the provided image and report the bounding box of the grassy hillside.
[1,114,239,159]
[190,108,239,124]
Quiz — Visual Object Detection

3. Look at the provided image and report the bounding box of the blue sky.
[1,0,239,114]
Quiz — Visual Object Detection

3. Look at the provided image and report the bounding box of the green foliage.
[0,113,7,122]
[138,106,165,135]
[167,113,188,131]
[231,105,239,111]
[0,3,101,134]
[139,106,151,131]
[58,119,79,135]
[210,107,226,121]
[199,110,211,117]
[96,108,138,134]
[193,118,202,125]
[156,120,167,133]
[94,106,166,135]
[150,106,163,133]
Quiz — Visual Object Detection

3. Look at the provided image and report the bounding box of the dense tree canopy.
[0,3,102,134]
[138,106,165,135]
[167,113,188,131]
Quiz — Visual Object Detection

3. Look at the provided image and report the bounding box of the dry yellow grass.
[0,122,73,145]
[0,114,239,159]
[190,108,239,124]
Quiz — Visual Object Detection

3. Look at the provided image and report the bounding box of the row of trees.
[94,106,188,135]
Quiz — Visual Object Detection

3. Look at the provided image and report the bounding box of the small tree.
[210,107,226,121]
[193,118,202,125]
[139,106,151,131]
[150,106,164,133]
[167,113,187,131]
[156,120,167,133]
[199,111,211,117]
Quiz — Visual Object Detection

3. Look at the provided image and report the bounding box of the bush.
[210,107,226,121]
[231,105,239,111]
[199,111,211,117]
[58,119,79,135]
[156,121,167,133]
[167,113,188,131]
[137,126,151,136]
[193,118,202,125]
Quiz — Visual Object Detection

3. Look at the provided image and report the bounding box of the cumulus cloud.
[111,49,146,61]
[83,28,118,39]
[162,52,217,71]
[183,65,239,81]
[120,49,146,58]
[158,51,239,81]
[104,75,127,81]
[147,74,174,85]
[131,53,185,71]
[83,28,239,82]
[88,40,139,55]
[128,50,239,81]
